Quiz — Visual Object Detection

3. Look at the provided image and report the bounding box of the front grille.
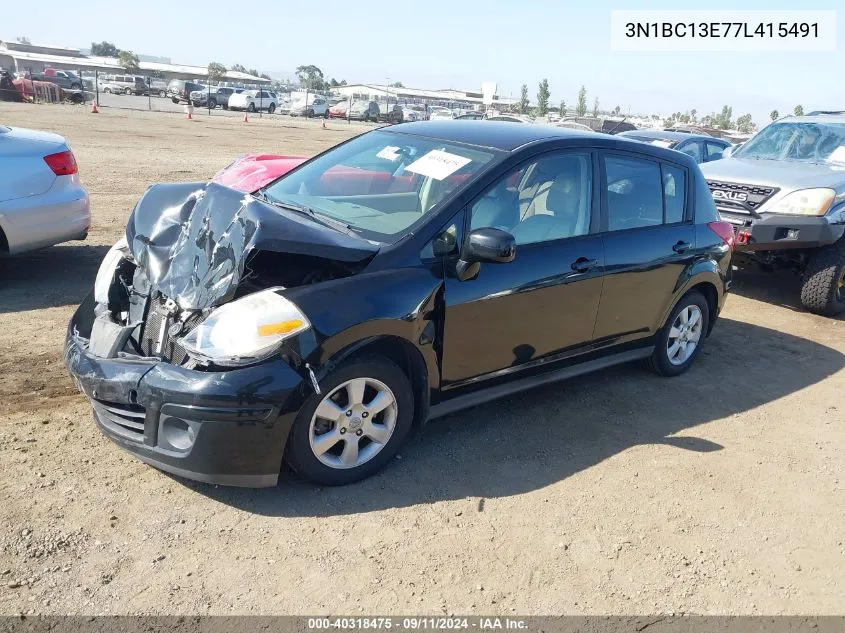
[92,399,146,441]
[706,180,780,214]
[139,293,201,365]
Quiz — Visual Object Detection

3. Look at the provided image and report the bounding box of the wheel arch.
[659,264,725,336]
[323,335,432,429]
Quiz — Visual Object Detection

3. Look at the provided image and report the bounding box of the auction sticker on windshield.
[376,146,401,161]
[405,150,472,180]
[651,140,673,148]
[828,146,845,164]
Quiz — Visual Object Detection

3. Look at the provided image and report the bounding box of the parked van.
[98,75,146,95]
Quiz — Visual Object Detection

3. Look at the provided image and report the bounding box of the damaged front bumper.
[64,292,308,487]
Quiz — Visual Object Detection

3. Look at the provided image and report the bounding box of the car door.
[440,150,605,388]
[675,140,704,163]
[704,141,729,162]
[593,152,695,344]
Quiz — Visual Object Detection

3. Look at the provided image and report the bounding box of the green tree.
[260,73,271,80]
[207,62,227,83]
[559,99,566,116]
[248,68,259,78]
[536,79,550,116]
[230,63,247,73]
[613,105,621,116]
[690,108,697,122]
[117,50,140,72]
[518,84,529,114]
[592,97,599,118]
[736,114,753,133]
[770,109,779,121]
[793,104,804,116]
[91,41,120,57]
[389,81,404,88]
[296,64,325,91]
[576,85,587,117]
[714,105,733,129]
[16,36,31,45]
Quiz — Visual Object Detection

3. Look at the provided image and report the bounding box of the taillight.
[43,150,78,176]
[707,220,735,251]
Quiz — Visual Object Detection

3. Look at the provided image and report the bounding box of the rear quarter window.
[693,169,719,223]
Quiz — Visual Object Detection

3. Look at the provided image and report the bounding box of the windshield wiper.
[256,191,357,237]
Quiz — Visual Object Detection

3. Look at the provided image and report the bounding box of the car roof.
[620,129,717,143]
[386,120,608,151]
[780,114,845,124]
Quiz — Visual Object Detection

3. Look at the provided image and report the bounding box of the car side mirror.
[456,227,516,281]
[722,144,740,159]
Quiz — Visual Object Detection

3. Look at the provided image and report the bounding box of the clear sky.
[5,0,843,123]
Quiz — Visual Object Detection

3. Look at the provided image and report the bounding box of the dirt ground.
[0,103,843,617]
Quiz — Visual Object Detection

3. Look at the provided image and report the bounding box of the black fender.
[657,255,728,334]
[281,266,444,395]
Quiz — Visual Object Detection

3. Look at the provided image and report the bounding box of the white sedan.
[0,126,90,254]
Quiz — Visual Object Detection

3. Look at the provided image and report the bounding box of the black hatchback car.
[66,122,734,487]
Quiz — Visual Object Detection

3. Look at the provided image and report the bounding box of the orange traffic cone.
[90,100,99,114]
[243,112,249,123]
[185,104,194,120]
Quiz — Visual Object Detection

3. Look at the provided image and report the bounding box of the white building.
[332,83,516,109]
[0,40,268,84]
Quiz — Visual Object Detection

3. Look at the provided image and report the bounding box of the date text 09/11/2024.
[307,617,529,630]
[625,22,819,38]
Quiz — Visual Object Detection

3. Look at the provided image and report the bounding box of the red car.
[211,154,308,192]
[327,101,350,119]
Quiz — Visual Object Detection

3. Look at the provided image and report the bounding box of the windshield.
[736,121,845,163]
[262,131,499,242]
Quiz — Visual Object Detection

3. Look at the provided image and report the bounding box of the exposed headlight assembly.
[94,237,131,304]
[181,289,310,366]
[768,188,836,216]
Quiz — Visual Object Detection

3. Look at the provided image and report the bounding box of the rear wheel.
[307,108,314,118]
[800,241,845,316]
[124,87,132,95]
[645,290,710,377]
[208,99,217,109]
[286,357,413,486]
[103,87,112,94]
[267,103,276,114]
[159,90,166,98]
[247,102,256,113]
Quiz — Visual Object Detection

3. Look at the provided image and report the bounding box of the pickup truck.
[190,86,239,109]
[33,69,83,91]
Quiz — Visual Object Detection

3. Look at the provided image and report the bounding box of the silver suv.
[700,112,845,315]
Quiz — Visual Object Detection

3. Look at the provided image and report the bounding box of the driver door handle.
[672,241,691,254]
[570,257,598,273]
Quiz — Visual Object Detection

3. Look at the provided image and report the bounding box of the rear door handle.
[672,241,691,254]
[570,257,598,273]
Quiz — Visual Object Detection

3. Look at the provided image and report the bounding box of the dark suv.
[66,122,734,488]
[168,79,206,104]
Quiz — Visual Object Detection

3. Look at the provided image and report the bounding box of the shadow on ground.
[182,317,844,516]
[730,255,844,320]
[0,244,107,313]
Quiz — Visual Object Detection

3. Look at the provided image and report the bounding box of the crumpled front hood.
[700,157,845,191]
[125,181,379,310]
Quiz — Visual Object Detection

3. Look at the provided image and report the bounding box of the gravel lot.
[0,103,843,616]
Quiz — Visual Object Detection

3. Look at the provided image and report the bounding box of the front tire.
[247,102,256,113]
[159,90,166,98]
[124,87,132,95]
[645,290,710,377]
[267,103,276,114]
[286,357,413,486]
[800,241,845,316]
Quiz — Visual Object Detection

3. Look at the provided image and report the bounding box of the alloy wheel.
[308,377,398,469]
[667,305,703,366]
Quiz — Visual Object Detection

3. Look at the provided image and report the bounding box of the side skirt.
[427,346,653,421]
